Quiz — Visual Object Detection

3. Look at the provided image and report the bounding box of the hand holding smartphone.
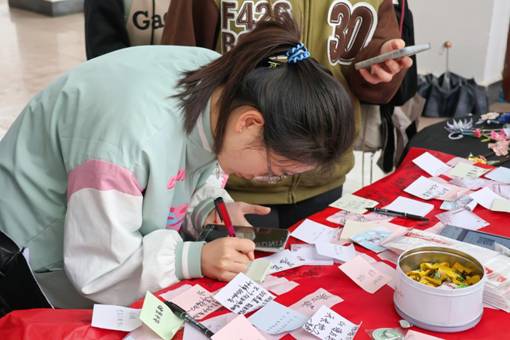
[354,43,431,70]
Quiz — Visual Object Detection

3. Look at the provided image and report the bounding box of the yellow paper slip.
[139,291,183,340]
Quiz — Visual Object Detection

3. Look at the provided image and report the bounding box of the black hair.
[175,16,354,169]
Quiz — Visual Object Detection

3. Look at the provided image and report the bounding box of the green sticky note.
[139,291,183,340]
[245,259,272,283]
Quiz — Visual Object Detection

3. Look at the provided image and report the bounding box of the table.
[0,147,509,340]
[405,118,510,168]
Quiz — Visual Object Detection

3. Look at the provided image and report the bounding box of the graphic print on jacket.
[219,0,376,65]
[167,169,186,189]
[167,203,189,230]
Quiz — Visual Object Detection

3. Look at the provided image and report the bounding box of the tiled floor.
[0,1,491,194]
[0,0,85,136]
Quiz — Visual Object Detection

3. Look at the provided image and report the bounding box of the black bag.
[387,0,418,106]
[417,73,489,117]
[0,231,52,316]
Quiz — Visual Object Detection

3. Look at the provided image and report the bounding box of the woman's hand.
[359,39,413,85]
[225,201,270,226]
[201,237,256,281]
[205,201,270,227]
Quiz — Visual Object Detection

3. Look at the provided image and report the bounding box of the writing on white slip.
[264,249,302,274]
[91,304,141,332]
[170,284,221,320]
[436,208,489,230]
[404,176,450,200]
[214,273,274,315]
[302,305,360,340]
[249,300,307,335]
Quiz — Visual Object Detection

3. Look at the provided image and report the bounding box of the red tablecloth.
[1,147,508,340]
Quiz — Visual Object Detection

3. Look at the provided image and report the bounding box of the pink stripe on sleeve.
[67,160,143,200]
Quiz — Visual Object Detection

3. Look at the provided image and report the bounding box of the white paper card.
[372,261,396,289]
[214,273,274,314]
[449,177,492,190]
[492,198,510,213]
[448,162,489,179]
[91,304,141,332]
[485,167,510,184]
[377,250,399,264]
[436,208,489,230]
[291,219,340,244]
[470,187,502,209]
[440,196,474,211]
[384,196,434,217]
[249,300,307,335]
[489,183,510,199]
[404,176,450,200]
[302,305,360,340]
[329,194,378,214]
[339,255,391,294]
[264,249,302,274]
[315,242,357,263]
[341,220,406,242]
[326,210,391,225]
[290,244,334,266]
[413,152,451,176]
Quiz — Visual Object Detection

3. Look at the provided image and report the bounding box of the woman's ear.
[235,107,264,133]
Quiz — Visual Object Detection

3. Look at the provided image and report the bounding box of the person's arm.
[343,0,408,104]
[181,166,270,240]
[161,0,220,49]
[181,166,232,240]
[63,159,204,305]
[84,0,130,59]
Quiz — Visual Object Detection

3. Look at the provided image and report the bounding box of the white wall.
[409,0,510,86]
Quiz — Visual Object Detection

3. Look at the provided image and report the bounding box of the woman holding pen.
[0,16,354,308]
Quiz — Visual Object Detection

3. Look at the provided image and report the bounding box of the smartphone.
[439,224,510,251]
[354,43,431,70]
[199,224,289,253]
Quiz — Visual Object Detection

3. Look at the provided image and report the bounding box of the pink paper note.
[289,288,343,317]
[170,284,221,320]
[211,315,265,340]
[159,284,192,301]
[339,255,391,294]
[268,280,299,295]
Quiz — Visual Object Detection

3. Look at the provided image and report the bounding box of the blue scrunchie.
[286,43,310,64]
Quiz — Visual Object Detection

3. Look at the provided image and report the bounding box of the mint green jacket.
[0,46,228,305]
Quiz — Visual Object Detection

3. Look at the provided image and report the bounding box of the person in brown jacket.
[161,0,412,228]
